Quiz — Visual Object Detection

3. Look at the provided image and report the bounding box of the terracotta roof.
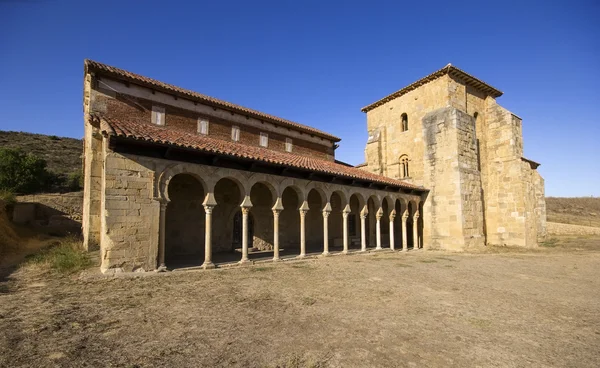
[361,64,503,112]
[93,113,423,191]
[84,59,341,142]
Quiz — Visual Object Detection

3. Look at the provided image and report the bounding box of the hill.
[546,197,600,228]
[0,131,82,177]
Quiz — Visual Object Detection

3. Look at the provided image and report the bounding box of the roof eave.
[84,59,342,142]
[361,65,503,113]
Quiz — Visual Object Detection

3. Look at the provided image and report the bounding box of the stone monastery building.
[82,60,546,273]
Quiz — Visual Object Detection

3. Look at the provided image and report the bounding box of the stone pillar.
[202,204,216,269]
[342,205,351,254]
[156,199,169,272]
[272,197,283,262]
[322,202,332,256]
[402,210,408,252]
[299,201,309,258]
[240,206,250,263]
[375,207,383,250]
[360,207,368,252]
[413,210,420,249]
[202,192,217,269]
[389,210,396,251]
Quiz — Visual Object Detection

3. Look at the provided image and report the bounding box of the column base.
[320,251,330,257]
[272,257,281,262]
[238,259,251,265]
[342,250,348,255]
[375,247,383,251]
[201,261,215,269]
[297,254,306,259]
[155,264,168,273]
[401,248,408,252]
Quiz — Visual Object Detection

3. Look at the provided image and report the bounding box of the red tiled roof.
[94,113,423,191]
[361,63,503,112]
[85,59,341,142]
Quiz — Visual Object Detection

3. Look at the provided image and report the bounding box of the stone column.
[240,206,251,263]
[202,204,216,269]
[272,197,283,262]
[389,210,396,251]
[402,210,408,252]
[202,192,217,269]
[322,203,332,256]
[299,201,309,258]
[413,210,420,250]
[342,205,351,254]
[156,199,169,272]
[360,207,367,252]
[375,207,383,250]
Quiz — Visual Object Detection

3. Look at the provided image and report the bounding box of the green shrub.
[26,237,91,273]
[67,170,83,191]
[0,190,16,206]
[0,148,51,194]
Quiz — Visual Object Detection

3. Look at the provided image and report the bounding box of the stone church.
[81,60,546,273]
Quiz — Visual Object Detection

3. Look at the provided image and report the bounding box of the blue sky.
[1,0,598,196]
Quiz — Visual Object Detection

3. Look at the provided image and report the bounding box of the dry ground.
[1,236,600,368]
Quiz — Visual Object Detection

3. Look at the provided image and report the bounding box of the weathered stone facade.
[361,64,546,249]
[82,61,546,273]
[81,60,425,273]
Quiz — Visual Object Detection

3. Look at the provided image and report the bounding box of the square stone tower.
[360,64,546,249]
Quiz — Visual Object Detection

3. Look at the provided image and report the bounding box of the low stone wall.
[546,222,600,236]
[14,192,83,233]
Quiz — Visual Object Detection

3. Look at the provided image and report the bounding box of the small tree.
[0,148,50,194]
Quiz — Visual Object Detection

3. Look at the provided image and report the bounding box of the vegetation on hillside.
[546,196,600,227]
[0,131,83,194]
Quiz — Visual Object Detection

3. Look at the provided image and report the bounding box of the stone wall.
[547,222,600,236]
[91,77,335,161]
[15,192,83,232]
[364,75,450,185]
[421,107,485,250]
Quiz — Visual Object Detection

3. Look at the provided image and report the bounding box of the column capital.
[360,213,367,219]
[203,203,215,214]
[241,206,251,215]
[342,204,351,215]
[402,210,409,220]
[322,210,330,219]
[413,210,420,220]
[376,207,383,220]
[272,208,282,216]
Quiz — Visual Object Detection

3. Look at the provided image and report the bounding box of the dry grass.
[546,196,600,227]
[23,237,90,274]
[1,236,600,367]
[0,131,81,177]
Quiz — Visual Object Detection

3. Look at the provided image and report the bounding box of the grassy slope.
[0,131,82,176]
[546,197,600,227]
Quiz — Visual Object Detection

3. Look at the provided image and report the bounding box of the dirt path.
[1,236,599,368]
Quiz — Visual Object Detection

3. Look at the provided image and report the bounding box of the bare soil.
[1,236,600,368]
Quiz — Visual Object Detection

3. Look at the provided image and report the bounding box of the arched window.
[399,155,409,178]
[401,113,408,132]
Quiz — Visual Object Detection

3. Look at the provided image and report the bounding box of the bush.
[0,190,16,206]
[67,170,83,191]
[0,148,51,194]
[25,237,91,274]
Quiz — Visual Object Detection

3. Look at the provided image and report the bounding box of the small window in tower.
[232,126,240,142]
[198,118,209,135]
[260,132,269,147]
[401,113,408,132]
[152,106,165,126]
[399,155,410,178]
[285,138,293,152]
